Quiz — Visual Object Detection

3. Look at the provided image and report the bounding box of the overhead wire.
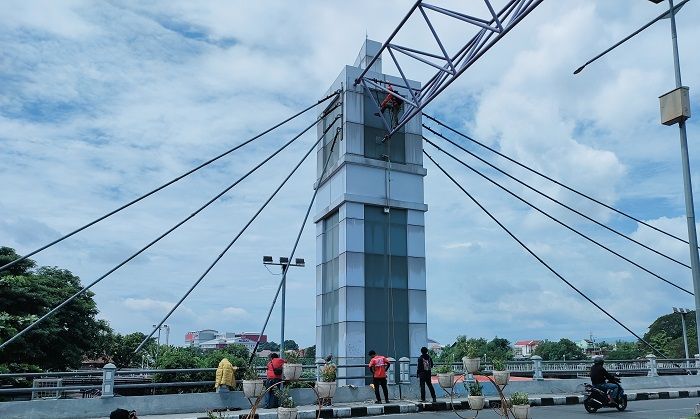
[424,113,694,247]
[0,90,341,274]
[423,150,666,358]
[134,116,343,353]
[0,104,342,352]
[248,119,344,363]
[423,125,691,270]
[423,137,693,296]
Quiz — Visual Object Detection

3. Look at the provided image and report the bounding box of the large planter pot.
[462,357,481,374]
[437,373,455,389]
[283,363,303,381]
[492,370,510,386]
[242,379,264,398]
[315,380,337,398]
[512,404,529,419]
[277,406,299,419]
[468,395,485,410]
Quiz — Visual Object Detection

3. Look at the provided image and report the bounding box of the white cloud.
[123,298,174,313]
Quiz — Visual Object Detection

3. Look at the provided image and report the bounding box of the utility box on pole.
[314,39,428,386]
[659,86,691,125]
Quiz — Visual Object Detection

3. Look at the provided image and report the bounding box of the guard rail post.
[387,357,396,385]
[101,363,116,398]
[531,355,544,381]
[399,357,410,384]
[646,354,658,377]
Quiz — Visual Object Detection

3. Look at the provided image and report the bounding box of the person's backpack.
[421,357,431,372]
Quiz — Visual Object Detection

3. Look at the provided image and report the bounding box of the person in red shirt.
[368,350,390,404]
[264,353,285,408]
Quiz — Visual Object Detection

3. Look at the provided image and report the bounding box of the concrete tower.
[314,39,428,384]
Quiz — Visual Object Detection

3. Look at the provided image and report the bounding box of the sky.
[1,0,699,351]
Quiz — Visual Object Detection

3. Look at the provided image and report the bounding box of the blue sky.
[1,0,700,351]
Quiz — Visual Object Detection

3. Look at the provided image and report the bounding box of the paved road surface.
[396,398,698,419]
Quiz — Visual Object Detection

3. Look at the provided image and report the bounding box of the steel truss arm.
[354,0,544,137]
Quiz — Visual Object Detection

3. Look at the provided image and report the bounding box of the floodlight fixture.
[263,256,273,263]
[280,257,289,265]
[295,258,305,266]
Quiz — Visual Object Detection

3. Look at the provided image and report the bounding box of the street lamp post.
[263,256,305,358]
[654,0,699,355]
[673,307,692,366]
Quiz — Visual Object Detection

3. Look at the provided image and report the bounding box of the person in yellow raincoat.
[215,358,237,392]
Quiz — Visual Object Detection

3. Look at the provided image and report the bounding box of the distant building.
[235,332,267,343]
[185,330,265,352]
[185,329,218,346]
[513,340,541,359]
[577,339,602,356]
[427,338,443,355]
[198,333,256,352]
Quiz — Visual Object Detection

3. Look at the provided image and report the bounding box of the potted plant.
[434,356,455,389]
[241,365,265,398]
[316,362,337,399]
[510,392,529,419]
[275,386,298,419]
[491,358,509,386]
[466,381,485,410]
[462,346,481,374]
[282,352,303,381]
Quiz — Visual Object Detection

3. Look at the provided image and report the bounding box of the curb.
[193,389,700,419]
[195,403,420,419]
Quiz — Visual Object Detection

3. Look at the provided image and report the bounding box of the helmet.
[593,356,604,364]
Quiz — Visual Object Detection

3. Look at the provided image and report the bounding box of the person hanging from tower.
[379,84,404,130]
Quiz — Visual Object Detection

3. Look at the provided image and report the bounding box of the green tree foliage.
[0,247,112,371]
[258,341,280,352]
[643,311,697,358]
[533,339,586,361]
[304,344,316,360]
[607,341,643,360]
[105,332,157,368]
[438,336,513,362]
[283,339,299,351]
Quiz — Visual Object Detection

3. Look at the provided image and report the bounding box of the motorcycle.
[583,375,627,413]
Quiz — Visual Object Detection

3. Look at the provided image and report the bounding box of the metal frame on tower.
[354,0,544,137]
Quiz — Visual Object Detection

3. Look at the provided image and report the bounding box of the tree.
[607,341,643,360]
[643,311,697,358]
[486,337,513,361]
[304,345,316,360]
[0,247,112,371]
[105,332,157,368]
[533,339,586,361]
[258,341,280,352]
[283,339,299,351]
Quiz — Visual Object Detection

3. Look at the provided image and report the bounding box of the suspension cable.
[0,106,342,352]
[423,125,691,270]
[424,113,693,246]
[424,137,692,296]
[424,150,666,358]
[0,91,341,274]
[135,121,343,353]
[248,124,343,363]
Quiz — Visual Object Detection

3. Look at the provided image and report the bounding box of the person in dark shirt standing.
[590,356,619,403]
[416,346,436,403]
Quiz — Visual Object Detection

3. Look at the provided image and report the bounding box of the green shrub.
[467,381,483,396]
[510,392,529,406]
[492,358,506,371]
[274,386,296,408]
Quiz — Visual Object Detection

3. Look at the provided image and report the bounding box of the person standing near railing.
[416,346,436,403]
[264,353,285,409]
[368,350,390,404]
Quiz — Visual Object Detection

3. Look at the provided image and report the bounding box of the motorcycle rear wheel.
[584,399,598,413]
[616,396,627,411]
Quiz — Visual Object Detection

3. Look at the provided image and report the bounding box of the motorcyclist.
[590,356,620,403]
